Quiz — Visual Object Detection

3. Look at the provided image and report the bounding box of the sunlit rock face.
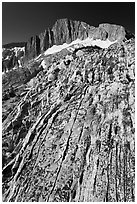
[98,24,126,41]
[2,19,135,202]
[25,19,131,60]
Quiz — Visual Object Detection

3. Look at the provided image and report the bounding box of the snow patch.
[12,66,18,70]
[35,54,42,61]
[44,38,117,56]
[18,60,22,67]
[81,38,117,48]
[44,39,86,56]
[4,56,10,60]
[40,60,47,69]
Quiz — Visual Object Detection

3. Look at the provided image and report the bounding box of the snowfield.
[40,59,47,68]
[44,38,117,56]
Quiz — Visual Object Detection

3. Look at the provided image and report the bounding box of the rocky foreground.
[2,27,135,201]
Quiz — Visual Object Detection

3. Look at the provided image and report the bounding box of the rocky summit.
[25,19,133,60]
[2,19,135,202]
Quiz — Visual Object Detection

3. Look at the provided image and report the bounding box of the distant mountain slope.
[2,42,26,49]
[2,46,25,73]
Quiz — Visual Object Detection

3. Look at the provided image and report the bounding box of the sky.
[2,2,135,45]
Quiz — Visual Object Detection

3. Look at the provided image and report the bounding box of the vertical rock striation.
[25,35,41,60]
[25,19,129,60]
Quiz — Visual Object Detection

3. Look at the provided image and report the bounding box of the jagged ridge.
[2,19,134,72]
[25,18,134,60]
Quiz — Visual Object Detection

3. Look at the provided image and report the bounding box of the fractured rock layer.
[2,38,135,202]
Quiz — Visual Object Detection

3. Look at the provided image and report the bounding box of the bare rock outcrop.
[2,43,25,72]
[2,36,135,202]
[98,24,126,41]
[25,35,41,60]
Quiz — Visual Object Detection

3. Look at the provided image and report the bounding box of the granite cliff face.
[25,19,130,60]
[2,22,135,202]
[25,36,41,60]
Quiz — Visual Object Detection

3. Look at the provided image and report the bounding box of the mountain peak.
[24,18,135,61]
[26,19,133,61]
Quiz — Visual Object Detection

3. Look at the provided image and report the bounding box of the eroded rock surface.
[2,38,135,202]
